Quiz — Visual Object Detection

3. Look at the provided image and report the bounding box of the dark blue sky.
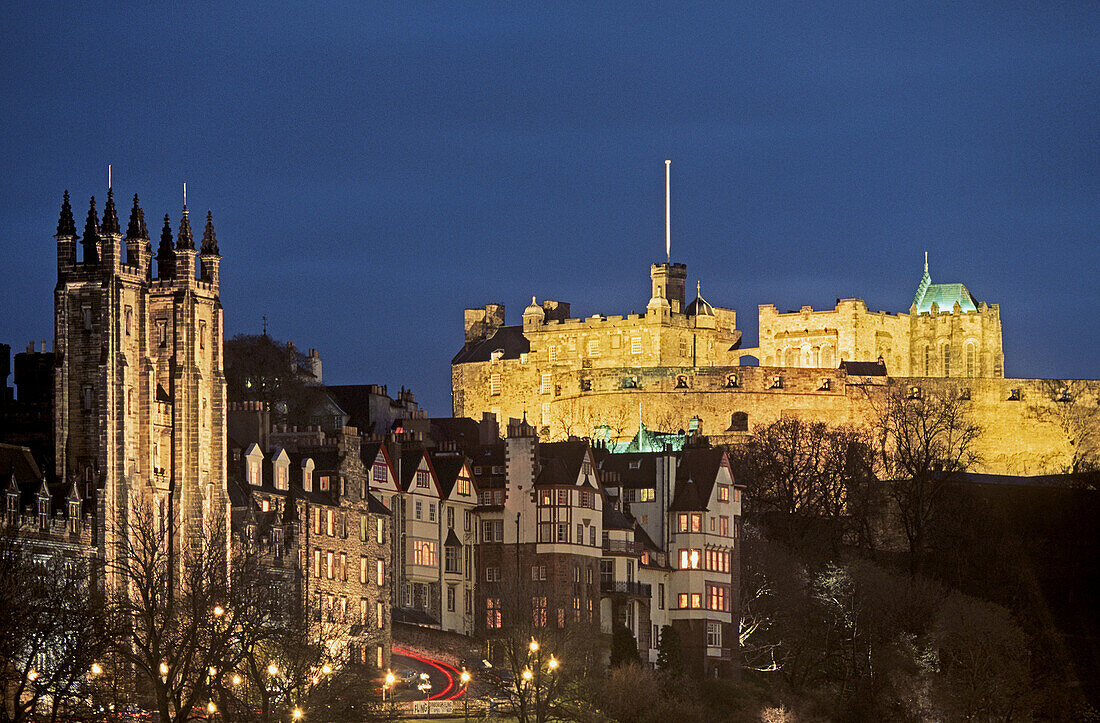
[2,2,1097,414]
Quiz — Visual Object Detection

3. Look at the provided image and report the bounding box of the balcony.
[603,539,644,555]
[600,580,651,597]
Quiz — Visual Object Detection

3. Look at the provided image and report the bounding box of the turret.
[199,210,220,287]
[650,262,686,313]
[81,196,100,266]
[522,296,545,332]
[175,206,196,284]
[125,194,151,278]
[56,190,77,274]
[156,214,174,279]
[99,188,121,269]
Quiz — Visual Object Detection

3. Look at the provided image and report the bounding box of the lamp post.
[460,669,471,722]
[385,669,396,717]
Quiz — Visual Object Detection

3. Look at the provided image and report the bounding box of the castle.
[52,187,228,572]
[452,255,1090,476]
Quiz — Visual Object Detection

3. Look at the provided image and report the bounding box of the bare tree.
[875,389,982,561]
[103,499,284,723]
[0,522,108,723]
[485,561,602,723]
[1028,379,1100,480]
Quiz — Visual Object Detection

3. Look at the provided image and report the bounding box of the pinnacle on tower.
[176,206,194,250]
[157,213,175,278]
[201,210,219,255]
[126,194,148,239]
[82,196,100,264]
[101,187,120,235]
[57,190,76,236]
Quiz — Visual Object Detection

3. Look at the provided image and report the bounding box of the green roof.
[595,422,687,454]
[912,256,979,313]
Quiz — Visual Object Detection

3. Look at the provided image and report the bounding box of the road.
[389,647,468,702]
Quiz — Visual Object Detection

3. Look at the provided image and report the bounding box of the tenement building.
[52,187,228,574]
[452,256,1091,476]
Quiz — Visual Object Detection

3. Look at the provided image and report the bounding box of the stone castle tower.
[53,187,228,569]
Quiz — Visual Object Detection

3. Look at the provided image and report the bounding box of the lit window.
[691,513,702,532]
[707,622,722,647]
[631,337,642,354]
[489,374,501,396]
[541,373,551,394]
[376,559,384,586]
[678,593,689,608]
[718,485,729,502]
[360,556,367,584]
[587,339,600,357]
[548,345,558,363]
[691,593,702,609]
[376,517,384,544]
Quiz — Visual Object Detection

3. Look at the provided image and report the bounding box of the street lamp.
[292,707,303,720]
[529,639,539,653]
[321,663,331,675]
[384,670,396,715]
[91,663,103,676]
[231,674,241,686]
[213,605,224,617]
[268,663,279,677]
[207,700,217,719]
[547,656,559,672]
[460,669,471,723]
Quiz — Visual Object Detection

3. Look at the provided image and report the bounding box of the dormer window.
[302,459,315,492]
[68,501,80,533]
[275,465,288,491]
[319,475,330,492]
[38,498,49,529]
[416,471,430,488]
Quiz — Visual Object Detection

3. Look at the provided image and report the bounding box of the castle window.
[156,319,168,346]
[489,374,501,396]
[587,339,600,357]
[541,402,550,426]
[965,342,977,378]
[821,344,834,368]
[631,337,642,354]
[82,306,92,330]
[942,344,951,377]
[199,320,206,351]
[784,347,798,367]
[124,306,132,335]
[541,373,551,394]
[679,340,688,357]
[548,345,558,363]
[83,385,93,411]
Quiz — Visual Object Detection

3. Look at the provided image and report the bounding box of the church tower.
[53,186,228,576]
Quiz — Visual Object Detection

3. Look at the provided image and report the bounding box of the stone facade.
[52,189,228,579]
[453,259,1088,476]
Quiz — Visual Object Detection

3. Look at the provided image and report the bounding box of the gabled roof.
[840,359,888,376]
[534,441,593,488]
[451,325,531,364]
[603,502,634,530]
[399,449,441,495]
[430,454,475,499]
[670,447,728,511]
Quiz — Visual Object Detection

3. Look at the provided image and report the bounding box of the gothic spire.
[126,194,148,239]
[157,214,175,278]
[82,196,100,264]
[101,187,120,235]
[201,210,219,255]
[913,251,932,310]
[57,190,76,236]
[176,206,194,250]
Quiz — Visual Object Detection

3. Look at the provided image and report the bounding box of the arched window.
[923,346,931,376]
[942,344,951,377]
[965,342,977,378]
[820,343,834,368]
[784,347,799,367]
[729,412,749,432]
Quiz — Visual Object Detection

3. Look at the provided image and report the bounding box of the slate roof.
[669,447,727,512]
[596,451,661,488]
[451,325,530,365]
[534,441,593,488]
[430,454,473,498]
[840,359,888,376]
[603,502,634,531]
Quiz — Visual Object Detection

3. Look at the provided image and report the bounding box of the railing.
[600,580,651,597]
[603,539,644,554]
